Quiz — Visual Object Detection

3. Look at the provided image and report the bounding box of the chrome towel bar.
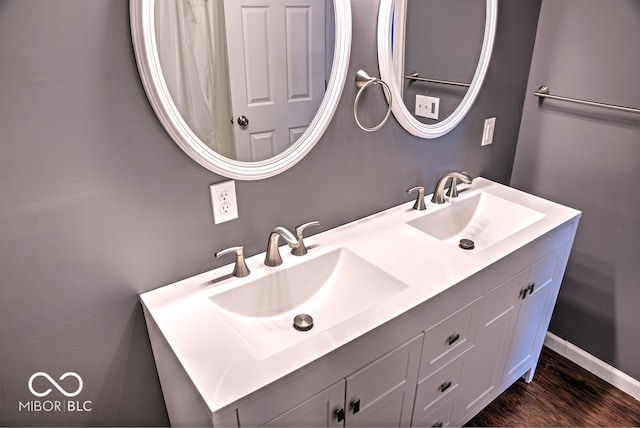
[534,85,640,114]
[405,72,471,88]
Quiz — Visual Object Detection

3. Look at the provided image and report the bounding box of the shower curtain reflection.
[156,0,235,158]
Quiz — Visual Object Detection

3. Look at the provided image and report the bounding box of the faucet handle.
[215,246,250,277]
[292,221,320,256]
[446,171,472,199]
[407,186,427,211]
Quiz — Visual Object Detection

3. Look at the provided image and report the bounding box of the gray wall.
[511,0,640,380]
[0,0,540,426]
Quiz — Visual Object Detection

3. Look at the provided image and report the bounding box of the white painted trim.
[544,332,640,401]
[391,0,407,93]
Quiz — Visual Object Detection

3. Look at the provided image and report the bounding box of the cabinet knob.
[334,407,345,423]
[350,398,361,414]
[432,421,444,427]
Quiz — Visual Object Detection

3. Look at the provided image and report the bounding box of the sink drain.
[293,314,314,331]
[459,238,475,250]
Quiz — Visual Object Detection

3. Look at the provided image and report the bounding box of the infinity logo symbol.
[28,372,83,398]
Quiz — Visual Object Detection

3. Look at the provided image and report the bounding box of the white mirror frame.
[377,0,497,139]
[130,0,352,180]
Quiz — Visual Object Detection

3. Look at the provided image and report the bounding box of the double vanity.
[131,1,580,425]
[141,177,580,427]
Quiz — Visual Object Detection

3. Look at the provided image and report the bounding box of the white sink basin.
[209,248,408,359]
[408,192,545,252]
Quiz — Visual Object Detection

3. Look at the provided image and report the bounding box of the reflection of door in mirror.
[396,0,484,124]
[133,0,349,178]
[155,0,334,163]
[156,0,235,158]
[224,0,327,162]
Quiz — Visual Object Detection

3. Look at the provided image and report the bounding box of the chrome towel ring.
[354,70,392,132]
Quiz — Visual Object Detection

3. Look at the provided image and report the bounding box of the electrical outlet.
[210,181,238,224]
[415,94,440,119]
[482,117,496,146]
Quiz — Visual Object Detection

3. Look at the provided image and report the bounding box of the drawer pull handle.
[447,333,460,346]
[351,398,361,414]
[432,421,444,427]
[521,282,537,299]
[335,407,345,422]
[440,380,452,392]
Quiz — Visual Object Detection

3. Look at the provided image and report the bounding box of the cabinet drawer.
[418,298,481,379]
[412,395,456,428]
[413,354,465,421]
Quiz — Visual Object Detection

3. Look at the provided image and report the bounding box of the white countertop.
[140,178,581,415]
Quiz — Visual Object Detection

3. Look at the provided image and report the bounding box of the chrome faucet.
[431,171,473,204]
[264,227,300,267]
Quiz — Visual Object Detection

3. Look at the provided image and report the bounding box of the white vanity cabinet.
[232,236,573,428]
[237,334,423,427]
[140,179,581,428]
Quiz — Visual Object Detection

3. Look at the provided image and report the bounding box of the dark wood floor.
[466,346,640,427]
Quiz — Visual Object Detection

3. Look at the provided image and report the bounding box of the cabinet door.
[263,380,345,428]
[345,335,423,427]
[502,248,563,386]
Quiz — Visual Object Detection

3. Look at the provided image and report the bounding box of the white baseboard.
[544,332,640,401]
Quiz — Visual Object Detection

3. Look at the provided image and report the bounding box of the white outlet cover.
[210,181,238,224]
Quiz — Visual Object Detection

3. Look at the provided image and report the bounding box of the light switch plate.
[210,181,238,224]
[482,117,496,146]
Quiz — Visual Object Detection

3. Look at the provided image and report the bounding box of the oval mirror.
[377,0,497,139]
[130,0,351,180]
